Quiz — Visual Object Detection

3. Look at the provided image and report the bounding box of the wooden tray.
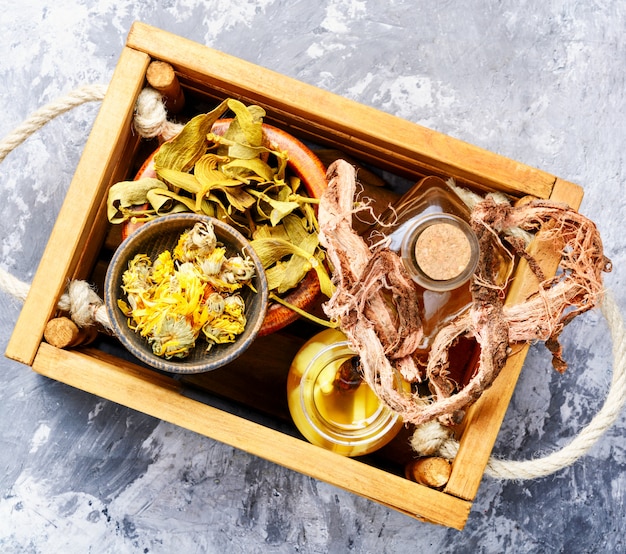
[5,22,583,530]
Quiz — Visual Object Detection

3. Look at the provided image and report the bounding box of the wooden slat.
[32,342,472,530]
[126,22,555,198]
[5,47,151,367]
[445,178,584,500]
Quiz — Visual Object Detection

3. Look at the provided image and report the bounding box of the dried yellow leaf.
[157,168,203,195]
[154,99,229,173]
[221,157,275,183]
[223,98,265,148]
[107,178,167,223]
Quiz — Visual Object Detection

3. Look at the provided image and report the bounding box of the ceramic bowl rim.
[105,213,269,374]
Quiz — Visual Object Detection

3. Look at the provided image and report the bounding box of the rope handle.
[0,84,108,165]
[0,85,623,480]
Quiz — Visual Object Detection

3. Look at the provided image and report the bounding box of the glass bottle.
[367,176,480,353]
[286,328,406,457]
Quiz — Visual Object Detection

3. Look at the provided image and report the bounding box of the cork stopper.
[414,222,472,281]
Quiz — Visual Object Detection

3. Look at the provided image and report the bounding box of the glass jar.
[374,176,480,289]
[287,328,405,457]
[367,176,481,352]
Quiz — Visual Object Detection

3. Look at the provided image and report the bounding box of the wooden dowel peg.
[405,457,452,489]
[44,317,98,349]
[146,60,185,114]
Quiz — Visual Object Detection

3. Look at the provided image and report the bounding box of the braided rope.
[0,266,30,302]
[1,85,624,479]
[484,290,626,479]
[0,84,108,164]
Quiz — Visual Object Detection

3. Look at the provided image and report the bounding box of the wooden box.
[5,22,583,530]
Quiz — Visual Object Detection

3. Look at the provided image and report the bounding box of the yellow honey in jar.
[287,328,405,457]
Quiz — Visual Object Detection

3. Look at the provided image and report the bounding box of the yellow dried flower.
[150,315,196,358]
[119,221,254,359]
[222,255,256,283]
[206,292,225,315]
[199,247,227,276]
[202,312,246,346]
[223,294,245,318]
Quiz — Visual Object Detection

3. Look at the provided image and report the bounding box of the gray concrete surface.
[1,1,625,552]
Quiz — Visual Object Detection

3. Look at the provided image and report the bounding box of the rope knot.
[133,87,183,141]
[57,280,110,330]
[409,420,458,458]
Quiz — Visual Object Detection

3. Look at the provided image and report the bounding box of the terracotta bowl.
[106,213,269,374]
[124,120,327,336]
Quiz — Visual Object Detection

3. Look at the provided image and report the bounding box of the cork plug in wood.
[44,316,98,349]
[146,60,185,114]
[405,457,452,489]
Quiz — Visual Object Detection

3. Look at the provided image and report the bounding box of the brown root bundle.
[497,198,612,371]
[318,160,611,426]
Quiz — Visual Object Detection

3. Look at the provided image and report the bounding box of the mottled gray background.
[1,1,625,552]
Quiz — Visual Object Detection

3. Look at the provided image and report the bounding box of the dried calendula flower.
[119,221,254,359]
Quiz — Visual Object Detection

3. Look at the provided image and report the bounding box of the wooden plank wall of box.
[5,22,583,529]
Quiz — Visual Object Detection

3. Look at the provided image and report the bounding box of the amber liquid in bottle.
[287,328,405,457]
[367,176,481,355]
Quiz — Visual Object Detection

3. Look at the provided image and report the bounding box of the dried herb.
[107,99,334,319]
[318,159,611,427]
[118,221,254,359]
[107,178,168,224]
[154,100,231,172]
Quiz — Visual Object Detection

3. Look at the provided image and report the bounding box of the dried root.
[497,198,611,371]
[318,160,611,426]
